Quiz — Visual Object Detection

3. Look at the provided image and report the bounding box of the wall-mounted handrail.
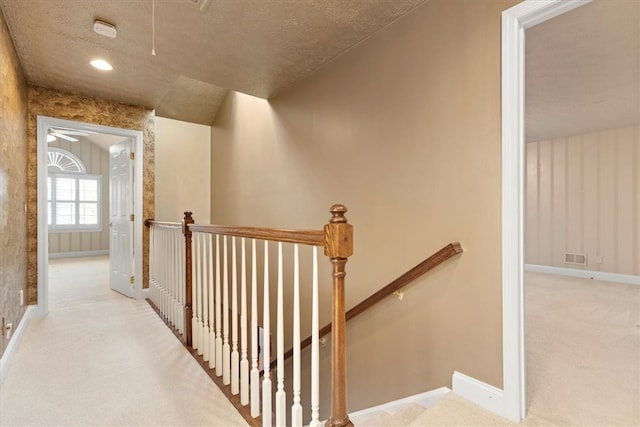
[279,242,463,363]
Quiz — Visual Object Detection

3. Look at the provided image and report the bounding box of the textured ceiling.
[0,0,427,125]
[525,0,640,142]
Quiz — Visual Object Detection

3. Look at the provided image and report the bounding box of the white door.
[109,139,135,298]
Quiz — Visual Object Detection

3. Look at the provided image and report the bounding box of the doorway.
[500,0,593,422]
[37,116,145,314]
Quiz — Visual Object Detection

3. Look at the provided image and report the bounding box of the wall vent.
[564,252,587,266]
[183,0,211,12]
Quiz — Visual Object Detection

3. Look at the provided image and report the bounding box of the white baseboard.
[525,264,640,285]
[348,386,450,418]
[0,305,37,384]
[49,250,109,259]
[452,371,504,417]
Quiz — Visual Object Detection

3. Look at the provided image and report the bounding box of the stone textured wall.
[0,8,29,358]
[27,86,155,302]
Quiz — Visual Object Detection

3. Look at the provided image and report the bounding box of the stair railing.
[278,242,463,364]
[145,205,354,427]
[146,219,188,340]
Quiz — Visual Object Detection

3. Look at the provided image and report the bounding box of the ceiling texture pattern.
[0,0,427,125]
[1,0,637,133]
[525,0,639,142]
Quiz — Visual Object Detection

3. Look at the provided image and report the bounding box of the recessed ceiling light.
[90,59,113,71]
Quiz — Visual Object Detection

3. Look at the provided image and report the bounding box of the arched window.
[47,148,86,173]
[47,148,101,231]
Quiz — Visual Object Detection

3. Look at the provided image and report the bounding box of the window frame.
[47,148,102,233]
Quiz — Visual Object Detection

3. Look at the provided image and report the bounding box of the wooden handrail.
[189,224,324,246]
[279,242,463,363]
[145,219,182,228]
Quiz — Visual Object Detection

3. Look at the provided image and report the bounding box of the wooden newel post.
[324,204,354,427]
[183,211,194,347]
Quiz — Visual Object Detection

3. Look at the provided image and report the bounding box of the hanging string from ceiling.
[151,0,156,56]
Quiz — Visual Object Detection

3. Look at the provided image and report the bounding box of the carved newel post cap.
[183,211,194,235]
[329,204,348,223]
[325,204,353,259]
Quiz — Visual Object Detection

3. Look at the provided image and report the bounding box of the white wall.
[155,117,211,223]
[526,125,639,276]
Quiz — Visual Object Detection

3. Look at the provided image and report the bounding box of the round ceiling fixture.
[90,59,113,71]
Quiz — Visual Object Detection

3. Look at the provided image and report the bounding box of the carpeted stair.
[349,392,518,427]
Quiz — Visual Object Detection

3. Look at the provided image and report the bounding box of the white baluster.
[262,240,272,427]
[165,229,171,326]
[200,233,207,355]
[231,237,239,394]
[275,242,286,427]
[169,229,175,325]
[197,232,204,354]
[192,231,198,351]
[309,246,321,427]
[149,226,155,306]
[150,226,154,302]
[240,237,249,405]
[208,233,216,369]
[250,239,260,418]
[154,228,163,312]
[215,234,223,376]
[158,228,164,316]
[178,229,185,334]
[169,229,174,322]
[202,233,210,362]
[223,235,231,385]
[291,244,302,427]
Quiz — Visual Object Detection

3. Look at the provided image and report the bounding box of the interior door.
[109,139,135,298]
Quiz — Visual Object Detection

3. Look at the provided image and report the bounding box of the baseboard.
[525,264,640,285]
[348,386,450,418]
[49,250,109,259]
[0,305,37,384]
[452,371,504,417]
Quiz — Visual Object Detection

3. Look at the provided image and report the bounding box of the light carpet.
[521,272,639,426]
[2,259,638,426]
[0,256,248,427]
[351,272,639,426]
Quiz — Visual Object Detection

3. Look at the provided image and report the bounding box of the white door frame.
[501,0,591,421]
[37,116,145,315]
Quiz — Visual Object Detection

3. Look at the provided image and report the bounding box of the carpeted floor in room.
[0,256,248,427]
[1,257,638,426]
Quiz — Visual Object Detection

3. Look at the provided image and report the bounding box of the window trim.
[48,165,103,233]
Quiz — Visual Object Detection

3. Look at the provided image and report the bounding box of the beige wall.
[155,117,211,223]
[27,86,155,297]
[526,125,639,276]
[211,0,517,413]
[47,139,110,255]
[0,7,29,359]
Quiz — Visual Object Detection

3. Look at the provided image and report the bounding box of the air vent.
[564,253,587,266]
[183,0,211,12]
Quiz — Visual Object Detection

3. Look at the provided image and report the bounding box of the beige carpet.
[353,272,640,426]
[2,259,638,426]
[0,256,248,427]
[522,272,639,426]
